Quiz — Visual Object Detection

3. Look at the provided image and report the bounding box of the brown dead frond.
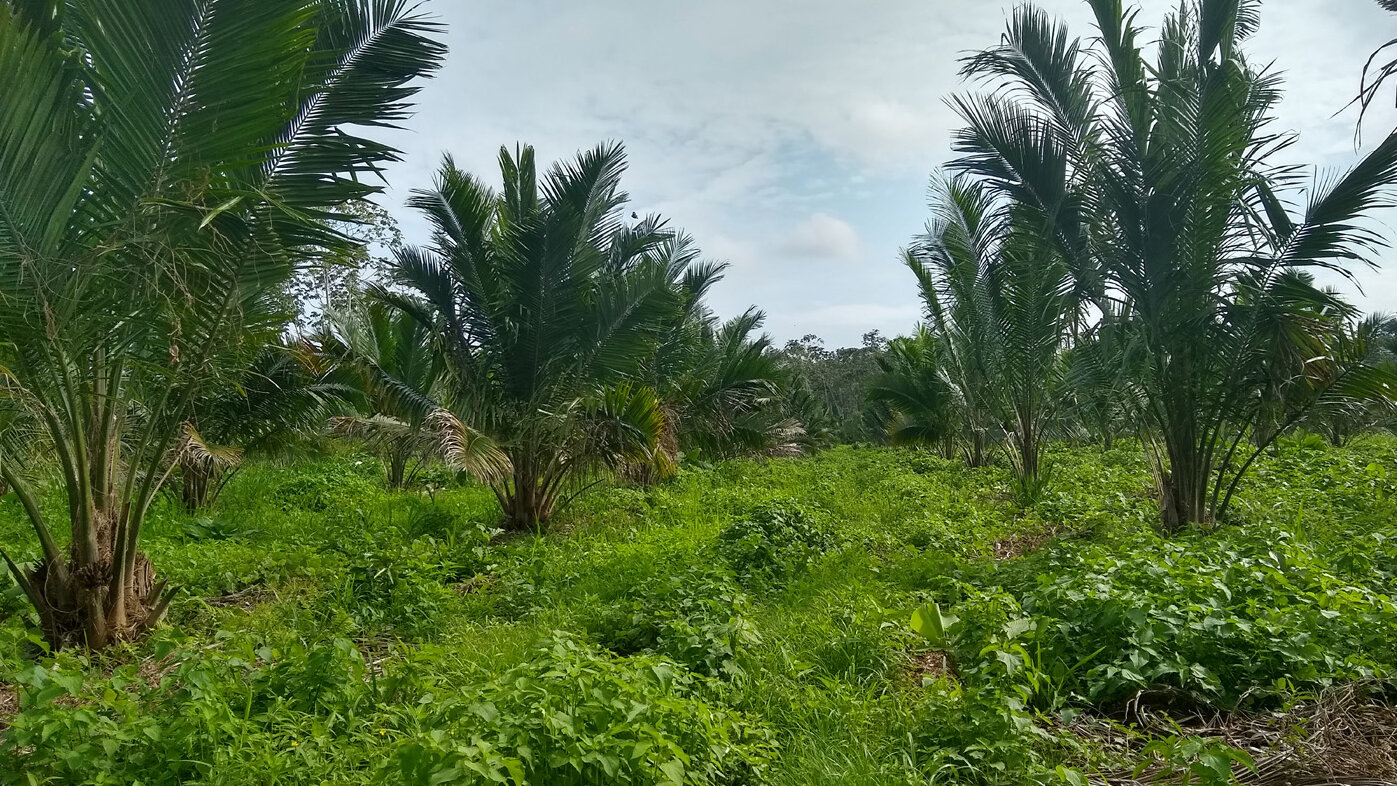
[426,408,511,484]
[764,418,808,459]
[176,423,243,472]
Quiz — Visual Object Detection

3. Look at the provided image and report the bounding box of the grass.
[1,437,1395,784]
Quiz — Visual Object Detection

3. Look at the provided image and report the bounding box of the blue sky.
[376,0,1397,347]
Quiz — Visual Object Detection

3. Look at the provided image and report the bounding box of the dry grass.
[992,530,1057,560]
[1074,683,1397,786]
[205,585,277,611]
[352,637,410,679]
[0,684,16,731]
[451,575,497,595]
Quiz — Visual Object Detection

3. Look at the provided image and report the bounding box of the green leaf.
[1003,617,1035,640]
[197,196,243,230]
[910,602,960,648]
[660,759,685,785]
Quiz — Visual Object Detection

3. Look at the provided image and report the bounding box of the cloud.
[780,213,861,262]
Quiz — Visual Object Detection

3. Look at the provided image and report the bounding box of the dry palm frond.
[426,409,511,484]
[763,418,808,459]
[176,424,243,473]
[329,414,418,450]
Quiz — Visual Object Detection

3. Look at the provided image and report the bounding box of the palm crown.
[948,0,1397,528]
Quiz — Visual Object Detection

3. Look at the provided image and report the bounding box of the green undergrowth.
[1,439,1395,784]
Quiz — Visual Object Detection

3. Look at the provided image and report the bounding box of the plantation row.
[4,0,1397,650]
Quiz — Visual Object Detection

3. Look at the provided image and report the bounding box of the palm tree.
[865,327,956,457]
[640,253,805,477]
[1060,303,1145,451]
[905,174,1075,498]
[379,144,693,530]
[1302,315,1397,445]
[955,0,1397,530]
[665,308,805,465]
[0,0,444,648]
[902,180,1001,469]
[324,298,447,488]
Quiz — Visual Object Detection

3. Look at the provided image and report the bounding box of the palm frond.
[425,408,511,484]
[175,424,243,474]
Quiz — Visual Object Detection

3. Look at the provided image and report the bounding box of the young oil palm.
[905,174,1075,498]
[1060,303,1146,450]
[1301,315,1397,445]
[903,180,1001,468]
[865,327,956,457]
[324,298,448,488]
[380,144,690,530]
[640,247,805,475]
[665,307,805,466]
[955,0,1397,529]
[0,0,444,648]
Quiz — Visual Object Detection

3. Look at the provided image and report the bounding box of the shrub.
[387,635,776,785]
[150,541,335,598]
[592,570,759,679]
[180,516,257,542]
[0,636,380,784]
[272,462,378,512]
[717,501,837,588]
[908,684,1062,785]
[935,526,1397,712]
[332,538,476,638]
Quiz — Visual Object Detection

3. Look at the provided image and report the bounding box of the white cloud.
[781,213,861,262]
[784,303,924,336]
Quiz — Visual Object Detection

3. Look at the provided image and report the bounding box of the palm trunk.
[965,429,991,468]
[16,481,167,650]
[1160,433,1211,533]
[8,363,173,650]
[387,448,409,489]
[180,459,214,512]
[501,451,565,532]
[940,435,957,461]
[505,461,543,531]
[1016,421,1039,487]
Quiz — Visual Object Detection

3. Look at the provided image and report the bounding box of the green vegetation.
[1,441,1394,783]
[3,0,1397,781]
[895,0,1397,529]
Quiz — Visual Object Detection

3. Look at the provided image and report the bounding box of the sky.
[375,0,1397,348]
